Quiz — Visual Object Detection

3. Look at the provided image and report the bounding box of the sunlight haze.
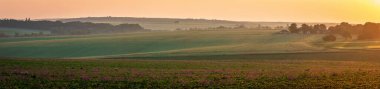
[5,0,380,88]
[1,0,380,23]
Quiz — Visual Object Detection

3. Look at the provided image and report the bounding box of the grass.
[0,30,328,58]
[3,29,380,88]
[324,41,380,49]
[0,27,50,35]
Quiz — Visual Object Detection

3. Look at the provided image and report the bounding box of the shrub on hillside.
[357,34,370,40]
[323,35,336,42]
[357,34,380,40]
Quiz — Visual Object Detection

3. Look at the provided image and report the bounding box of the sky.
[1,0,380,23]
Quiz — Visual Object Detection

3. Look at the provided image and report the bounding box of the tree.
[174,21,180,24]
[0,19,146,36]
[235,24,246,29]
[311,24,319,34]
[358,22,380,40]
[275,26,284,30]
[311,24,327,34]
[340,31,352,40]
[278,30,290,34]
[352,24,364,34]
[323,34,337,42]
[319,24,327,33]
[339,22,352,33]
[300,24,311,34]
[288,23,298,33]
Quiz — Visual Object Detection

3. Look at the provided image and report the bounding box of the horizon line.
[1,16,365,24]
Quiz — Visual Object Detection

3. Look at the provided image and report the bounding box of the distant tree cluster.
[256,24,273,30]
[288,22,380,41]
[288,23,327,34]
[327,22,380,40]
[0,19,146,36]
[357,22,380,40]
[322,34,337,42]
[178,24,251,31]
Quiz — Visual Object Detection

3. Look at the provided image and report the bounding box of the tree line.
[0,19,146,36]
[288,23,327,34]
[288,22,380,41]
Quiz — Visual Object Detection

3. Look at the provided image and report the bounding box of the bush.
[357,34,380,40]
[357,34,369,40]
[323,35,336,42]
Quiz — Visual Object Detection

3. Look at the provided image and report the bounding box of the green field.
[0,30,331,58]
[2,29,380,88]
[0,27,50,35]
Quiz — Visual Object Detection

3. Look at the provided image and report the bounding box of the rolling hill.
[0,27,50,35]
[0,29,331,58]
[49,17,338,30]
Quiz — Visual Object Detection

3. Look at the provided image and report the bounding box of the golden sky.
[1,0,380,23]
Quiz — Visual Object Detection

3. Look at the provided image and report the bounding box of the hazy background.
[1,0,380,23]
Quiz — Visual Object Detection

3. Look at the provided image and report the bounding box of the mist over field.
[2,0,380,88]
[53,17,339,30]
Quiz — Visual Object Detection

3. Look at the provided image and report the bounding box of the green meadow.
[0,30,328,58]
[0,27,50,35]
[2,29,380,88]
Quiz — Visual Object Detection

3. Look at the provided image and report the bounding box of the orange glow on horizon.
[1,0,380,23]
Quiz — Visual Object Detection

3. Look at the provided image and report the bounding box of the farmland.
[3,0,380,88]
[2,55,380,88]
[0,27,50,35]
[0,29,330,58]
[1,29,380,88]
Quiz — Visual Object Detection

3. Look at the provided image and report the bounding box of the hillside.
[0,27,50,35]
[51,17,338,30]
[0,29,332,58]
[0,19,145,36]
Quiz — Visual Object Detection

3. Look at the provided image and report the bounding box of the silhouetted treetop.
[287,22,380,40]
[0,19,146,35]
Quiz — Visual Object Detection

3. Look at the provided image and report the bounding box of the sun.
[375,0,380,4]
